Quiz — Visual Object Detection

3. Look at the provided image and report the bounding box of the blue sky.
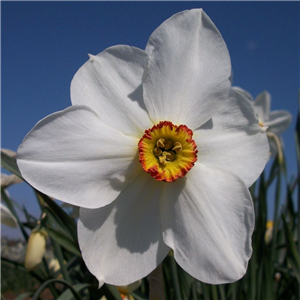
[2,2,299,238]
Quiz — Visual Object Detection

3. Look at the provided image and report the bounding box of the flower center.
[138,121,198,182]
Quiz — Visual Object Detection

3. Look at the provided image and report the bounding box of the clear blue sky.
[2,2,299,238]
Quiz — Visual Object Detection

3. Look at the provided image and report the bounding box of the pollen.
[138,121,198,182]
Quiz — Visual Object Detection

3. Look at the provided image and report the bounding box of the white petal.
[232,86,253,101]
[160,163,254,284]
[253,91,271,122]
[1,173,23,188]
[17,106,139,208]
[195,89,269,187]
[1,203,18,228]
[143,9,231,129]
[78,172,170,286]
[71,45,153,137]
[265,110,292,134]
[268,135,282,156]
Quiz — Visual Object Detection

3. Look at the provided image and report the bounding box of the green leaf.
[216,285,226,300]
[36,191,77,242]
[1,256,44,283]
[131,291,148,300]
[56,283,92,300]
[32,279,83,300]
[282,214,300,283]
[101,284,123,300]
[266,153,280,188]
[1,150,22,178]
[15,292,33,300]
[167,254,182,300]
[46,226,81,257]
[51,238,72,282]
[177,263,194,300]
[43,205,75,242]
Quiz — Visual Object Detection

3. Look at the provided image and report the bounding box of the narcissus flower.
[233,87,292,158]
[17,9,269,286]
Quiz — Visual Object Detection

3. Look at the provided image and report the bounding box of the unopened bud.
[25,230,47,270]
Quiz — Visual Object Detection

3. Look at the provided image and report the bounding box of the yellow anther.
[153,147,162,157]
[164,140,173,150]
[157,138,165,148]
[158,155,167,165]
[172,142,183,153]
[163,151,176,161]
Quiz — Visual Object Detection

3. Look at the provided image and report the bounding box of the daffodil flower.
[233,87,292,159]
[17,9,269,286]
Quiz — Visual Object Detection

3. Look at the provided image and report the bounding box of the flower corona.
[138,121,197,182]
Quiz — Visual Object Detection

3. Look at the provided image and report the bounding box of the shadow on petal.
[108,152,141,192]
[127,84,148,113]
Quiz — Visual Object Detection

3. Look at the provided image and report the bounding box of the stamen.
[158,155,167,165]
[157,138,165,148]
[172,142,182,153]
[164,140,173,150]
[163,151,175,161]
[153,147,162,157]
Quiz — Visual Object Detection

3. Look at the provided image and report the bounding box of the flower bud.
[265,220,273,245]
[25,229,47,270]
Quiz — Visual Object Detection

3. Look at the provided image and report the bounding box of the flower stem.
[266,131,283,163]
[149,264,165,300]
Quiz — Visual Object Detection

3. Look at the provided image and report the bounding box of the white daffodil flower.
[17,9,269,286]
[1,203,18,228]
[233,87,292,159]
